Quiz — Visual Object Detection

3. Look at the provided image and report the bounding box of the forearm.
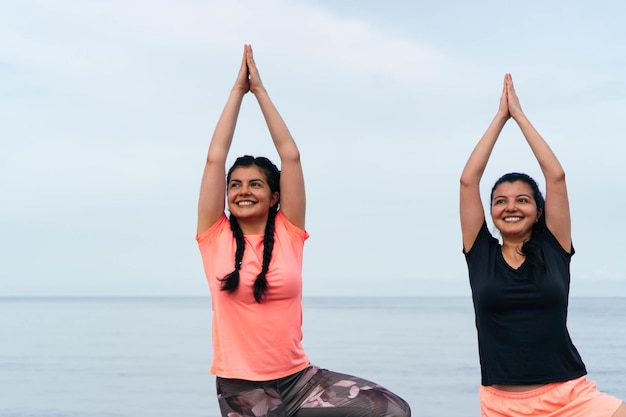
[460,113,508,186]
[207,88,246,164]
[514,113,565,181]
[253,89,301,162]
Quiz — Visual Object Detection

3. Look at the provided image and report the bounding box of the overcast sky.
[2,0,625,297]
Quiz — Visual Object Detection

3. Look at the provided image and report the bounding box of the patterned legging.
[216,365,411,417]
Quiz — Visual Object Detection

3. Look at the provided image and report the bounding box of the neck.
[502,235,527,249]
[237,217,268,235]
[501,241,525,255]
[501,241,526,269]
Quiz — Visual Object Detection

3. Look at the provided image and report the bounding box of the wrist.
[230,87,248,99]
[251,85,268,96]
[511,111,527,123]
[494,111,510,124]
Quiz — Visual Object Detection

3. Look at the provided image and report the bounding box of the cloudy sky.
[2,0,625,297]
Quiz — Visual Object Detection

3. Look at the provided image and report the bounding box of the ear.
[270,192,280,207]
[536,208,543,223]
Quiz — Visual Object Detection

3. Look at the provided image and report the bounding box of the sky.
[1,0,625,297]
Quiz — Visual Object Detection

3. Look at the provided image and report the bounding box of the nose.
[505,200,516,211]
[239,184,251,195]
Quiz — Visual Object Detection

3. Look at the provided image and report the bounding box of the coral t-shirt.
[196,211,310,381]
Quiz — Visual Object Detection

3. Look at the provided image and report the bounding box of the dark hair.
[219,155,280,302]
[490,172,546,274]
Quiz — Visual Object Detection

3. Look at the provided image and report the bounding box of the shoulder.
[540,226,574,259]
[464,221,498,256]
[196,213,229,245]
[276,210,309,241]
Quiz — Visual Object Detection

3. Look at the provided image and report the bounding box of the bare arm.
[247,47,306,229]
[197,47,250,235]
[460,76,509,251]
[507,75,571,250]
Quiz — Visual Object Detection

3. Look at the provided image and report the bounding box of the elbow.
[550,168,566,184]
[459,174,476,189]
[282,149,302,164]
[206,153,226,166]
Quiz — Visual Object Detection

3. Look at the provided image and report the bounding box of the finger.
[247,47,258,72]
[506,74,516,93]
[238,45,249,76]
[500,74,509,102]
[241,45,248,67]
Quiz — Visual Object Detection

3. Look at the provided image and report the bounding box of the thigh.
[611,403,626,417]
[292,368,410,417]
[216,377,288,417]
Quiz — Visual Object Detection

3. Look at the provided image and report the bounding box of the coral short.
[480,376,623,417]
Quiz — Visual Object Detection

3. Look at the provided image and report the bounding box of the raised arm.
[197,46,250,235]
[506,74,571,250]
[247,46,306,229]
[460,76,510,251]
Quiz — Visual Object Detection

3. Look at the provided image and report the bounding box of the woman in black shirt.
[459,74,625,417]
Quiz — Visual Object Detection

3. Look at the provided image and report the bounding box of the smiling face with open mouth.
[227,166,279,228]
[490,180,542,241]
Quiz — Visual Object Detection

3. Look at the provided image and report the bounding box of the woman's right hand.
[505,74,525,121]
[497,74,511,120]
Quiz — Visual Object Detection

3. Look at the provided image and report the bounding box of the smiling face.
[227,166,279,225]
[491,180,542,240]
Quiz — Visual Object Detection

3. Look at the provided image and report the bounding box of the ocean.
[1,297,624,417]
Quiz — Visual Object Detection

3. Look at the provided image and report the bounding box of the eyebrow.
[492,193,533,200]
[228,178,266,184]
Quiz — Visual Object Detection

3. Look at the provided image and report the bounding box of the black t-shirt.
[464,222,586,386]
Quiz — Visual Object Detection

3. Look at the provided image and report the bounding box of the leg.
[291,368,410,417]
[611,402,626,417]
[216,377,288,417]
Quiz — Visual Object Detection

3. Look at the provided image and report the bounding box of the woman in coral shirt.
[197,44,410,417]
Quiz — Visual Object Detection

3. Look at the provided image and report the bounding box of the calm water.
[1,297,624,417]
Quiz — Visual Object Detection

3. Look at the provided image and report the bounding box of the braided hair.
[491,172,546,275]
[220,155,280,302]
